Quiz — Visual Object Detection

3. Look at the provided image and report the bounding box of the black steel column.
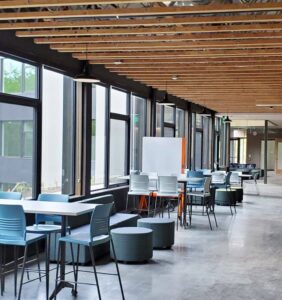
[210,113,215,171]
[150,88,156,137]
[264,120,268,184]
[187,104,192,170]
[225,121,231,169]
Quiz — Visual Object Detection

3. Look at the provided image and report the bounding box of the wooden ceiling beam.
[34,32,282,45]
[49,39,282,51]
[72,49,282,59]
[89,57,282,65]
[2,1,282,12]
[15,23,282,38]
[3,3,282,21]
[105,63,282,69]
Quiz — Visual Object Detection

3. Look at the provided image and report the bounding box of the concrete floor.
[2,194,282,300]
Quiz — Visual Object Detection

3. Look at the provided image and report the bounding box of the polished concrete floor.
[2,194,282,300]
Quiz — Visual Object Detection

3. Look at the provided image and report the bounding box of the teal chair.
[0,204,47,300]
[55,203,124,300]
[26,193,70,298]
[0,191,22,200]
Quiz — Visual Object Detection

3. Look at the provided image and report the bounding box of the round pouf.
[215,189,236,206]
[110,227,153,263]
[137,218,175,249]
[231,187,243,203]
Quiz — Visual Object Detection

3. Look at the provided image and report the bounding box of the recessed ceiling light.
[172,75,178,80]
[114,60,123,65]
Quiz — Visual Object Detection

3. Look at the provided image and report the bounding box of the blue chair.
[55,203,124,300]
[187,171,205,190]
[26,194,70,297]
[0,191,22,200]
[0,204,47,300]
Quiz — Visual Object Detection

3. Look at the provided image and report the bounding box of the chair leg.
[206,206,213,231]
[18,245,28,300]
[147,196,151,217]
[89,245,101,300]
[126,194,129,212]
[110,238,125,300]
[69,242,78,296]
[212,205,218,228]
[14,246,18,297]
[74,244,80,296]
[54,241,61,300]
[230,204,233,216]
[0,245,3,296]
[45,236,50,300]
[35,241,42,282]
[153,196,158,217]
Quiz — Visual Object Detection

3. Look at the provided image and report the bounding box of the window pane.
[195,131,202,169]
[156,103,162,137]
[164,105,174,123]
[110,119,127,185]
[164,127,174,137]
[0,57,38,98]
[23,121,33,157]
[196,114,203,128]
[176,108,185,137]
[41,69,75,195]
[110,88,127,115]
[2,121,21,156]
[91,84,106,190]
[130,95,146,172]
[0,102,34,198]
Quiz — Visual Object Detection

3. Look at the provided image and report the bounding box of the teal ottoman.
[137,218,175,249]
[110,227,153,263]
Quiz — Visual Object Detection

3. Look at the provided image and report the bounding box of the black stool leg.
[0,245,4,296]
[14,246,18,297]
[110,238,125,300]
[89,245,101,300]
[18,245,28,300]
[54,241,61,300]
[35,241,42,282]
[45,236,50,300]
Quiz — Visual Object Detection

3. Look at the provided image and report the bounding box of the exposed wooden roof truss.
[1,0,282,113]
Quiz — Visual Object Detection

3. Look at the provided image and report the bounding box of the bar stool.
[0,204,48,300]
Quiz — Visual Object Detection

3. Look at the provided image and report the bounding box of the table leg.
[182,182,189,229]
[49,216,73,299]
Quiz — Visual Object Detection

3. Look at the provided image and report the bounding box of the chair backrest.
[140,172,158,190]
[203,177,212,194]
[187,171,204,178]
[230,172,241,184]
[90,203,113,239]
[158,176,178,194]
[129,174,149,192]
[0,191,22,200]
[36,193,69,225]
[0,204,26,242]
[211,172,226,184]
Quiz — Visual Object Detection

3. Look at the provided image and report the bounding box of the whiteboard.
[142,137,183,176]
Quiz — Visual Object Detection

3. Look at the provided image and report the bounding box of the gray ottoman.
[215,189,236,206]
[232,187,243,203]
[110,227,153,263]
[137,218,175,249]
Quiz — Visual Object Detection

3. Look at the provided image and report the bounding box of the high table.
[0,199,98,299]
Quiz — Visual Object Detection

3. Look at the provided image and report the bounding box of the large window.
[91,84,107,190]
[41,69,75,195]
[130,95,146,172]
[176,108,185,137]
[0,102,34,198]
[156,103,163,137]
[0,56,38,98]
[109,88,129,185]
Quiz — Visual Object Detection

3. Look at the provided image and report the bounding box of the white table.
[0,199,98,299]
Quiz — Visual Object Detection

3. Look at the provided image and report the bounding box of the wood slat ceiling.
[2,0,282,113]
